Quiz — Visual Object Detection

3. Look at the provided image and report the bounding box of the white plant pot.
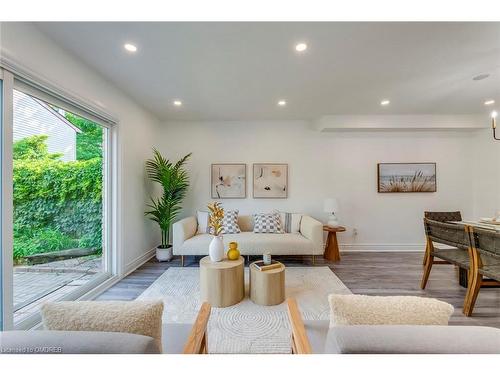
[156,246,173,262]
[209,236,224,262]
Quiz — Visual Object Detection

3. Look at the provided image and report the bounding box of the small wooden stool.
[200,256,244,307]
[323,225,346,262]
[249,262,286,306]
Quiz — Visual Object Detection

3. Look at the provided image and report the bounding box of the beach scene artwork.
[253,163,288,198]
[378,163,436,193]
[211,164,246,198]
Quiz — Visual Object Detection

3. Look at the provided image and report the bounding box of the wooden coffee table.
[249,261,285,306]
[200,256,244,308]
[323,225,346,262]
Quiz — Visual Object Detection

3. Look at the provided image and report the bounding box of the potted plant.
[145,148,191,262]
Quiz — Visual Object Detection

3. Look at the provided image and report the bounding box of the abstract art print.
[377,163,436,193]
[253,163,288,198]
[211,164,246,198]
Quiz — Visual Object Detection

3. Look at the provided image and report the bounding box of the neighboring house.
[13,90,81,161]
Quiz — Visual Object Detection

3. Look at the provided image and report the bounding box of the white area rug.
[137,266,351,354]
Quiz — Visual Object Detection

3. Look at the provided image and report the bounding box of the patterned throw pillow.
[278,212,303,233]
[221,209,241,234]
[253,212,284,233]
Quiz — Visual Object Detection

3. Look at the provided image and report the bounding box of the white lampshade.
[323,198,339,213]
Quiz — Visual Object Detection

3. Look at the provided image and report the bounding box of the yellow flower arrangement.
[207,201,224,236]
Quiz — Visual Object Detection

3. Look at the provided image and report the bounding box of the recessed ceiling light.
[484,100,495,106]
[295,43,307,52]
[124,43,137,52]
[473,73,490,81]
[277,100,287,106]
[380,99,390,106]
[173,100,182,106]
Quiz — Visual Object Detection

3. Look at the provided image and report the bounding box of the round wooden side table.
[323,225,346,262]
[249,262,286,306]
[200,256,244,308]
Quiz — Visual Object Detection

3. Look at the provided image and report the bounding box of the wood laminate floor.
[96,252,500,328]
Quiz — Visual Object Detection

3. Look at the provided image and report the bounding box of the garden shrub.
[13,135,103,259]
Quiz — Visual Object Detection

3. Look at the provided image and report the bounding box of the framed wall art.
[377,163,436,193]
[253,163,288,198]
[211,163,247,199]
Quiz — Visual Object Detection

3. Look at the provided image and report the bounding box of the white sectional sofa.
[173,214,324,261]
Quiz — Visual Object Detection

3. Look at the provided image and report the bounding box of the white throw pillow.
[41,300,164,352]
[221,209,241,234]
[197,211,211,234]
[328,294,454,327]
[253,212,284,233]
[277,211,302,233]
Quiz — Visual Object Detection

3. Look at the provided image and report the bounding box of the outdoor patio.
[13,255,102,325]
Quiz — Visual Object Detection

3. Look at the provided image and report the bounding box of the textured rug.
[137,266,351,354]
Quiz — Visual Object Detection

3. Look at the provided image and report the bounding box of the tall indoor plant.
[145,148,192,261]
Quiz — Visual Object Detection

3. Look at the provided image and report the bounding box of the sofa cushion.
[196,211,211,234]
[303,320,330,354]
[328,294,454,327]
[324,325,500,354]
[162,323,195,354]
[253,212,283,233]
[0,330,160,354]
[41,300,164,352]
[179,232,318,256]
[221,209,241,234]
[278,212,302,233]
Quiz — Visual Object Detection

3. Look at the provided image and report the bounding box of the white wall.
[159,120,498,251]
[1,22,161,273]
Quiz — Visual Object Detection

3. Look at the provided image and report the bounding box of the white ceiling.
[35,22,500,121]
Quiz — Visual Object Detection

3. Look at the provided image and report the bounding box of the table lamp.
[324,198,340,227]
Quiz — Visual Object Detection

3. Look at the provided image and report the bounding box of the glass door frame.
[1,66,119,330]
[1,68,14,331]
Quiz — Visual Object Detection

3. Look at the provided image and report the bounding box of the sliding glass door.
[1,68,14,331]
[1,68,116,329]
[1,71,4,330]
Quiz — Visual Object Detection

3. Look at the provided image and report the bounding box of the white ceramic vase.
[209,235,224,262]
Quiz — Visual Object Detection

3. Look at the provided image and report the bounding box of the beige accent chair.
[0,302,211,354]
[286,298,500,354]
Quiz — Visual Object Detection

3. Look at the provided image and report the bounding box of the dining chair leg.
[464,272,482,317]
[422,237,432,266]
[420,255,434,289]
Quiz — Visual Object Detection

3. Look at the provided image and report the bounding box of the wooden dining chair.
[463,226,500,316]
[421,218,469,290]
[422,211,462,265]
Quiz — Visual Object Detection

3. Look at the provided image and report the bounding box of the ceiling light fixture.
[173,100,182,106]
[295,43,307,52]
[380,99,390,106]
[124,43,137,52]
[492,110,499,140]
[278,100,287,106]
[484,100,495,106]
[473,73,490,81]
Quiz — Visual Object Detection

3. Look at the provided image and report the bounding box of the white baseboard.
[339,243,424,252]
[123,247,156,277]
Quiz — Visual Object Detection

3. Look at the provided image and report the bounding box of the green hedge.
[13,145,102,259]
